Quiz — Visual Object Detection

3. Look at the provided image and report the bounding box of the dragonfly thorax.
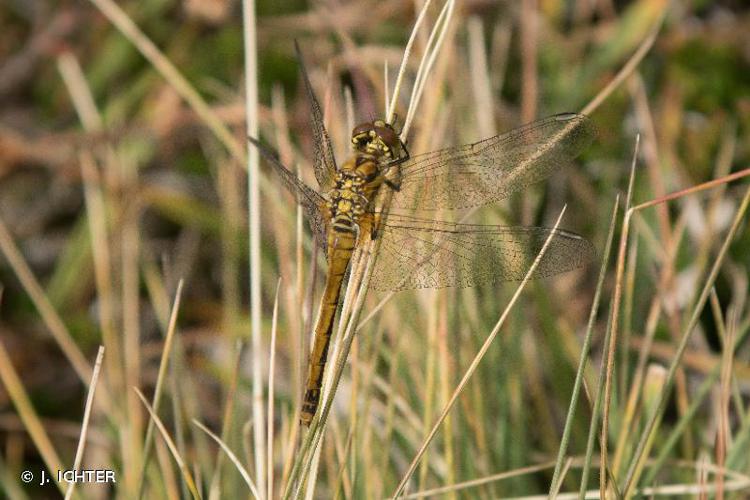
[325,155,385,236]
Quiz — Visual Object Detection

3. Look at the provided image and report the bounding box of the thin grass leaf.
[134,389,201,500]
[193,420,261,499]
[138,279,184,498]
[64,346,105,500]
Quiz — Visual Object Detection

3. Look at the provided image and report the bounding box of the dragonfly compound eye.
[352,122,373,137]
[374,124,400,151]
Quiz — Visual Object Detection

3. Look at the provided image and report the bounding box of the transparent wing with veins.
[390,113,595,211]
[295,41,337,191]
[247,136,330,253]
[370,213,594,291]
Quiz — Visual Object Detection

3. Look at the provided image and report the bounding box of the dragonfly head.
[351,120,404,160]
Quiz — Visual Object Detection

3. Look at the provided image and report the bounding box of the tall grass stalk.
[385,0,434,123]
[598,135,640,496]
[267,280,281,500]
[241,0,266,497]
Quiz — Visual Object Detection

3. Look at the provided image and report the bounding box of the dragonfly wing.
[369,214,594,291]
[390,113,594,210]
[248,136,329,252]
[295,41,337,190]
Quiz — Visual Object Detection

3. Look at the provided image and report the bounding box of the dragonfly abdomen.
[301,235,356,426]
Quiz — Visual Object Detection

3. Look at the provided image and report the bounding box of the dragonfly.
[249,46,595,426]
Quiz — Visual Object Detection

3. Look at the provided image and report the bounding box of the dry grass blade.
[386,0,434,123]
[401,0,455,137]
[467,16,497,136]
[64,346,105,500]
[302,433,324,500]
[242,0,266,497]
[391,205,570,498]
[137,279,185,498]
[193,419,261,499]
[631,168,750,212]
[599,135,640,496]
[59,49,129,442]
[715,293,735,500]
[401,461,557,499]
[267,279,281,500]
[383,62,390,118]
[56,51,102,130]
[79,152,124,397]
[0,309,65,495]
[549,458,575,499]
[207,339,244,500]
[134,389,201,499]
[0,217,93,386]
[83,0,244,163]
[580,7,667,116]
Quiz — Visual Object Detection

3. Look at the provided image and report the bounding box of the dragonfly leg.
[400,140,411,161]
[356,213,377,241]
[383,164,403,192]
[371,212,382,240]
